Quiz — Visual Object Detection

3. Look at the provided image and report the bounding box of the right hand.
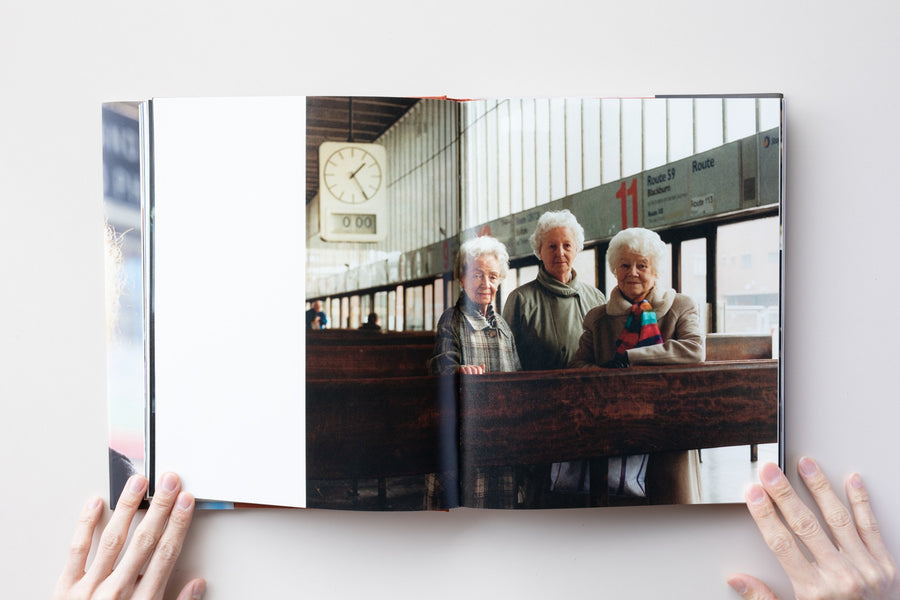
[728,458,898,599]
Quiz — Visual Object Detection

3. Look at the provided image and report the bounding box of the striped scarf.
[610,297,663,498]
[614,299,663,359]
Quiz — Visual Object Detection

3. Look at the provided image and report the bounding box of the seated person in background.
[306,300,327,330]
[359,312,381,331]
[569,227,704,504]
[728,456,898,599]
[427,235,521,508]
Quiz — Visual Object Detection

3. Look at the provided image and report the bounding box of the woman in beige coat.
[569,227,704,504]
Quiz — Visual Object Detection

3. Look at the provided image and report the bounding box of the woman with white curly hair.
[502,209,606,371]
[570,226,704,504]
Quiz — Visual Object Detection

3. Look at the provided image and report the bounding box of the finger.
[726,574,779,599]
[796,457,866,556]
[56,496,104,588]
[173,577,206,600]
[847,473,898,574]
[136,491,196,598]
[758,462,840,562]
[109,472,183,588]
[83,474,148,584]
[744,479,817,585]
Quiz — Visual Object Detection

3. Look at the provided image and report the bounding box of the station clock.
[318,141,387,242]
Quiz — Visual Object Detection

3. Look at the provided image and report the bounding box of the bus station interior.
[305,95,781,507]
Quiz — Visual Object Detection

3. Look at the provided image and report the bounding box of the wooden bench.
[306,330,434,379]
[306,329,435,346]
[306,360,779,508]
[704,332,774,460]
[306,331,775,378]
[306,343,433,378]
[706,333,773,360]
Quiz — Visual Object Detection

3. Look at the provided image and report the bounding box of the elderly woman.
[502,209,606,371]
[569,227,704,504]
[427,236,520,508]
[428,235,520,376]
[502,210,606,505]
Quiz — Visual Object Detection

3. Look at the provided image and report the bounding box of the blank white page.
[151,97,306,507]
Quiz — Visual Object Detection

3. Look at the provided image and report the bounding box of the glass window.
[349,295,360,329]
[667,98,694,162]
[518,264,539,287]
[643,99,667,170]
[679,238,708,335]
[405,286,424,331]
[424,284,434,331]
[375,291,388,332]
[600,99,621,183]
[724,98,757,142]
[550,98,567,200]
[621,99,642,177]
[716,217,780,335]
[758,98,782,130]
[573,247,597,288]
[329,298,340,330]
[340,297,350,329]
[694,98,724,153]
[500,268,518,313]
[582,98,601,190]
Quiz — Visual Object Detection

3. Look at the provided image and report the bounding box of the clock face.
[322,146,383,204]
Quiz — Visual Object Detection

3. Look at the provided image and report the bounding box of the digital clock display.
[330,213,377,235]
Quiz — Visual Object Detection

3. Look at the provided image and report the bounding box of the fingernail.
[176,492,194,511]
[191,579,207,599]
[746,484,766,505]
[85,496,103,511]
[161,472,179,492]
[727,576,747,595]
[798,456,818,477]
[128,474,147,494]
[761,463,782,486]
[850,473,864,489]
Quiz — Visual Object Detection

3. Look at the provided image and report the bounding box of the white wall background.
[2,1,898,598]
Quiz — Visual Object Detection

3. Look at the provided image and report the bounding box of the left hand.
[54,472,205,600]
[728,457,899,599]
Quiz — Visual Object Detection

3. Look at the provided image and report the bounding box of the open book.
[103,95,783,510]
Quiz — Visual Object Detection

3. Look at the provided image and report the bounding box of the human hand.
[54,472,205,600]
[728,457,898,599]
[459,364,486,375]
[599,354,629,368]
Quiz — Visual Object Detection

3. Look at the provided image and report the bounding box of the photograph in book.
[103,95,783,511]
[304,95,783,510]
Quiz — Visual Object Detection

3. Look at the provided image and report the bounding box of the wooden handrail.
[306,360,778,480]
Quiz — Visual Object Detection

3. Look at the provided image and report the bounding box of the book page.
[151,97,306,507]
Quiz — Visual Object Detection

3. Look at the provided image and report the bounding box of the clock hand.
[351,175,370,200]
[349,162,366,179]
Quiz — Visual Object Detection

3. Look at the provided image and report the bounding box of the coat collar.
[536,264,582,298]
[457,292,497,330]
[606,286,676,317]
